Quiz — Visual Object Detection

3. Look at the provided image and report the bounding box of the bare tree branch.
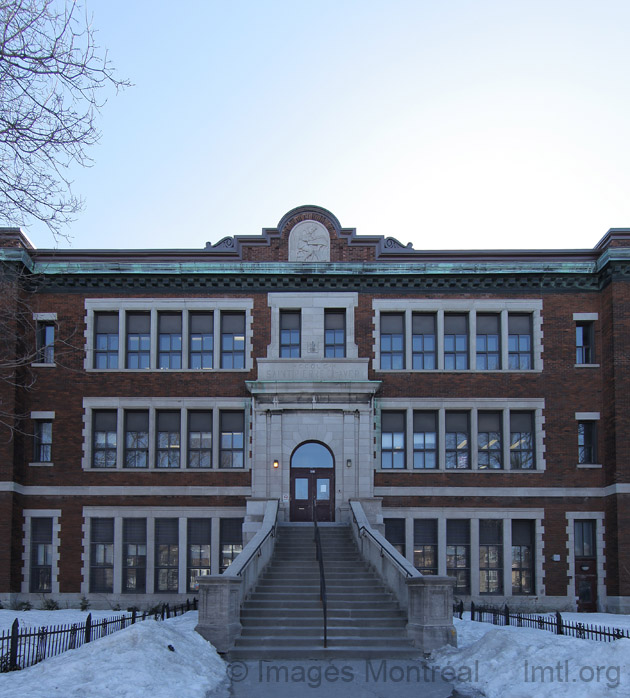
[0,0,130,239]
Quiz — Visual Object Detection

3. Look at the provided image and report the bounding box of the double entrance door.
[289,441,335,522]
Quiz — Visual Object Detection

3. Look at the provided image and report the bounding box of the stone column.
[195,576,243,653]
[406,576,457,651]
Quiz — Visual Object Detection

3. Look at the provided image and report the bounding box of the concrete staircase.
[229,522,420,659]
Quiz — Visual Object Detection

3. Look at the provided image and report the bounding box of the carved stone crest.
[288,221,330,262]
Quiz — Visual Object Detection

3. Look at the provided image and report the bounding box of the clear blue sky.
[27,0,630,251]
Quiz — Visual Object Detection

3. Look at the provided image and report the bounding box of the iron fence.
[0,598,198,672]
[453,600,630,643]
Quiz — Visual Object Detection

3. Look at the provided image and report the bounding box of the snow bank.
[434,618,630,698]
[0,612,227,698]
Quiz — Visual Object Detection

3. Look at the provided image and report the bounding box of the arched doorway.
[290,441,335,522]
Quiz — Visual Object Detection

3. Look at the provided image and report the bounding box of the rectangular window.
[510,412,534,469]
[447,519,470,594]
[158,312,182,369]
[578,422,597,464]
[126,313,151,369]
[412,313,436,369]
[324,310,345,358]
[478,412,502,469]
[188,519,211,591]
[34,420,52,462]
[220,518,243,573]
[30,518,53,592]
[381,411,405,469]
[512,520,534,594]
[384,518,405,556]
[444,314,468,370]
[93,410,117,468]
[188,411,212,468]
[94,313,119,369]
[219,411,244,468]
[90,518,114,593]
[476,314,500,370]
[124,411,149,469]
[122,518,146,593]
[413,519,438,575]
[479,520,503,594]
[220,312,245,369]
[575,520,595,558]
[155,518,179,592]
[36,322,55,364]
[156,411,180,468]
[413,411,437,469]
[445,412,470,469]
[380,313,405,370]
[280,311,301,358]
[508,314,532,370]
[189,312,213,369]
[576,322,594,364]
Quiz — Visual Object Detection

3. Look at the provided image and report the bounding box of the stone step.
[248,592,393,602]
[228,645,421,660]
[239,616,407,628]
[234,636,413,648]
[240,608,406,619]
[240,625,407,637]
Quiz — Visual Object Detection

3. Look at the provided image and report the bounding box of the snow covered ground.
[0,612,228,698]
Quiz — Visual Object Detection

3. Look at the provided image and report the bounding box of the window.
[36,322,55,364]
[412,313,436,369]
[575,520,595,558]
[445,412,469,469]
[126,313,150,369]
[188,411,212,468]
[413,411,437,469]
[512,520,534,594]
[479,520,503,594]
[478,412,502,469]
[444,315,468,370]
[188,519,211,590]
[30,518,53,592]
[158,312,182,369]
[447,520,470,594]
[380,313,404,369]
[510,412,534,469]
[155,519,179,592]
[384,519,406,556]
[324,310,345,358]
[34,420,52,462]
[219,411,244,468]
[189,313,213,369]
[124,411,149,469]
[476,314,500,370]
[94,313,119,369]
[508,314,532,370]
[280,311,301,358]
[413,519,438,575]
[156,411,180,468]
[381,411,405,469]
[221,312,245,368]
[123,519,146,593]
[576,322,594,364]
[578,422,597,464]
[90,518,114,593]
[92,411,117,468]
[220,518,243,573]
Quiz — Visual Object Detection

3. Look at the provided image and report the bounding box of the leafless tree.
[0,0,129,239]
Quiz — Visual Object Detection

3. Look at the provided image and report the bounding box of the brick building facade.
[1,205,628,612]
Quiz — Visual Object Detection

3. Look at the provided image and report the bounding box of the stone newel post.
[195,576,243,653]
[406,576,457,651]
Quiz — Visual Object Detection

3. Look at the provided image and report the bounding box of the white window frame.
[84,299,253,372]
[573,312,599,368]
[22,510,61,594]
[32,312,57,367]
[30,410,55,467]
[82,397,250,471]
[372,299,543,372]
[575,412,601,469]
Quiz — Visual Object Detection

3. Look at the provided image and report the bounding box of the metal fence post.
[504,605,510,626]
[85,613,92,643]
[132,609,137,625]
[9,618,19,671]
[556,610,563,635]
[470,601,475,621]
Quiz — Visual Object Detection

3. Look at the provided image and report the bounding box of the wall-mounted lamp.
[273,459,279,469]
[346,459,352,468]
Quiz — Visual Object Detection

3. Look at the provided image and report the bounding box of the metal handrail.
[350,504,413,578]
[235,524,276,577]
[313,501,328,648]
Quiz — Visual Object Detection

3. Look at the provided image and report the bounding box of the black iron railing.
[313,504,328,648]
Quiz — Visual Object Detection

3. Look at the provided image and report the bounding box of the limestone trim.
[22,509,62,595]
[565,511,606,611]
